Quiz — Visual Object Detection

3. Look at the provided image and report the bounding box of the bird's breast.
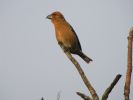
[55,27,76,48]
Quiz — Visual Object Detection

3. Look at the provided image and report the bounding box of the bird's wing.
[69,24,82,51]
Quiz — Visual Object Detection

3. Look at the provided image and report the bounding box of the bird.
[46,11,92,63]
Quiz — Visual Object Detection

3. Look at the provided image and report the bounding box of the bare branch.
[76,92,92,100]
[102,74,122,100]
[41,97,44,100]
[124,27,133,100]
[57,91,61,100]
[59,43,99,100]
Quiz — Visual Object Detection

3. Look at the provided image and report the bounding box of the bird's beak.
[46,14,52,19]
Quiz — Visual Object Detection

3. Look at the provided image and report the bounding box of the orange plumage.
[47,11,92,63]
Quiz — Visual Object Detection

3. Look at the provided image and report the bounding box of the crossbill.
[47,11,92,63]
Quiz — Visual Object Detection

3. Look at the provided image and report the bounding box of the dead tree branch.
[124,27,133,100]
[59,43,99,100]
[102,74,122,100]
[41,97,44,100]
[56,91,61,100]
[76,92,92,100]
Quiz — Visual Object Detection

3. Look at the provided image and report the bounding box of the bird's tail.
[77,51,92,64]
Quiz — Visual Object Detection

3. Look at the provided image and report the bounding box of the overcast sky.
[0,0,133,100]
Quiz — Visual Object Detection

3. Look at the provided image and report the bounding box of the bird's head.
[46,11,65,23]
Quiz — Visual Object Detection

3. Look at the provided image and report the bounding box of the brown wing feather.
[69,24,82,51]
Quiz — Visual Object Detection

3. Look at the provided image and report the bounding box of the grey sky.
[0,0,133,100]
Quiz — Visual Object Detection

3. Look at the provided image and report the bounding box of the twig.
[41,97,44,100]
[59,43,99,100]
[57,91,61,100]
[102,74,122,100]
[124,27,133,100]
[76,92,92,100]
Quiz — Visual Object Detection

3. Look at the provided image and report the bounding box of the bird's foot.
[58,42,70,53]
